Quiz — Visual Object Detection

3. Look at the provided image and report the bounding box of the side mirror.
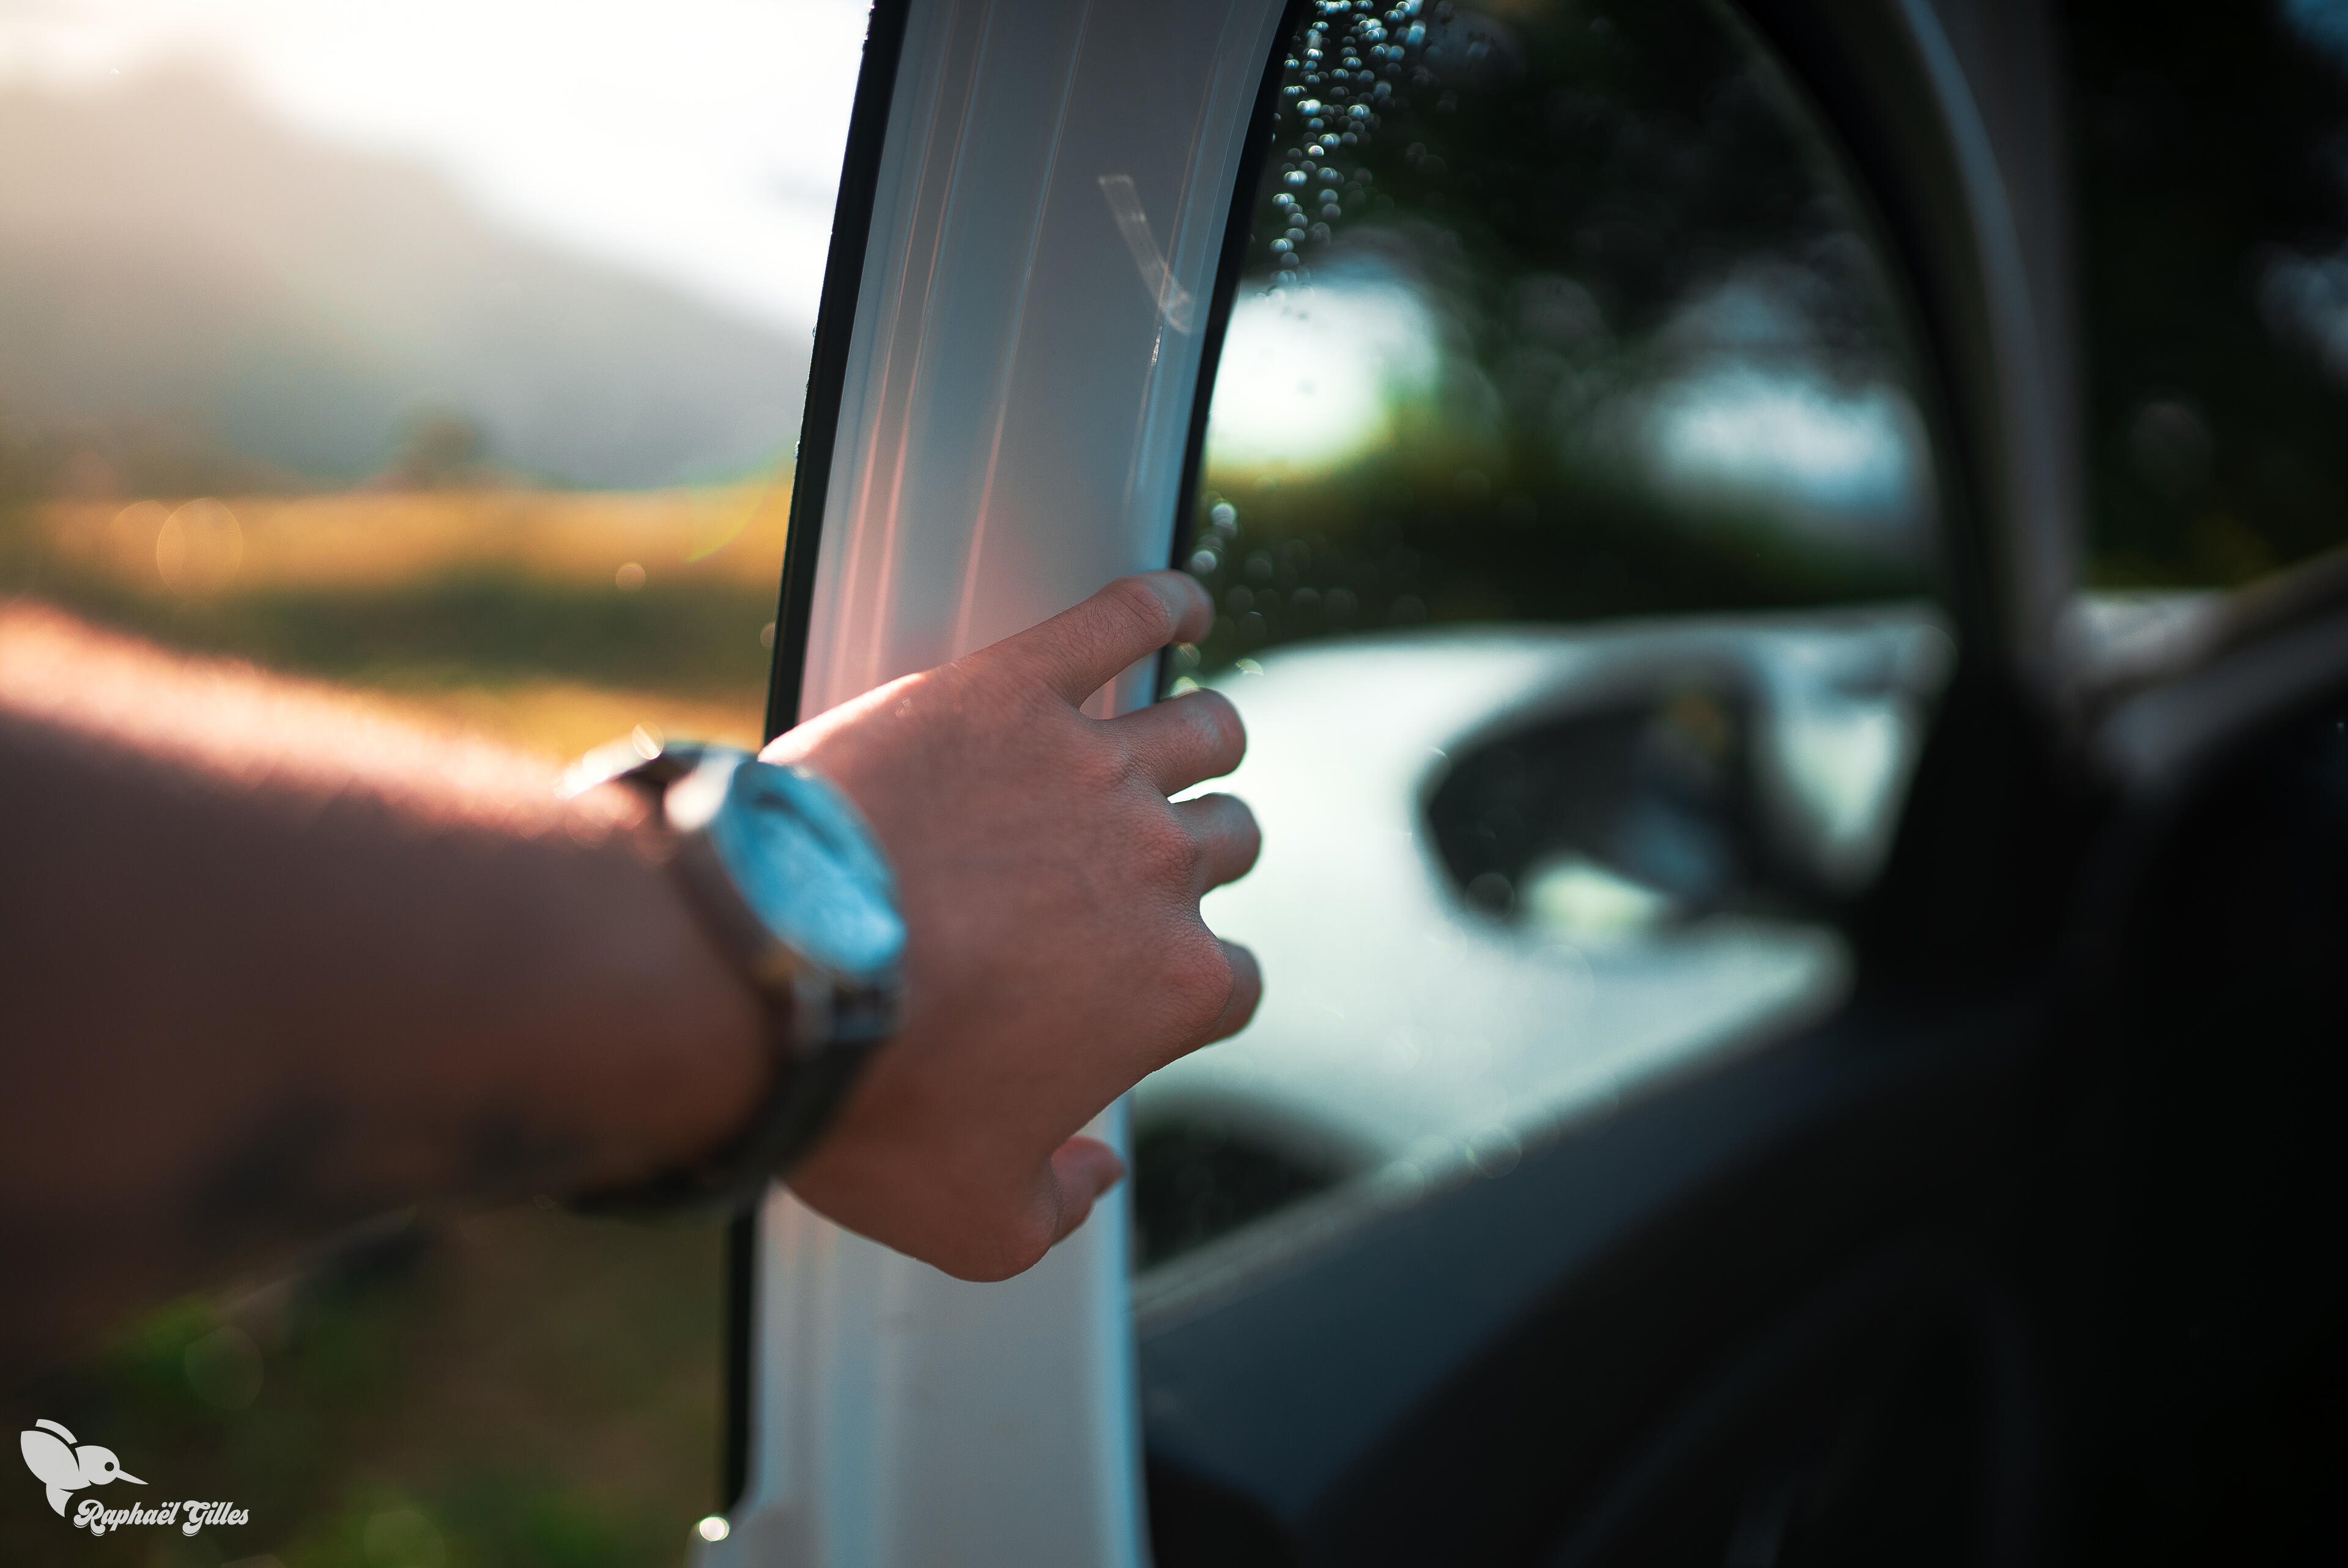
[1424,620,1949,937]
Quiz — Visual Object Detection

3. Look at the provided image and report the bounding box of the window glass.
[2070,0,2348,589]
[1133,0,1952,1281]
[0,2,863,1559]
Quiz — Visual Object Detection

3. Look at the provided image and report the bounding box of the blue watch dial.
[677,753,905,982]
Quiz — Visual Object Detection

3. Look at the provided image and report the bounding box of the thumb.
[1045,1135,1127,1247]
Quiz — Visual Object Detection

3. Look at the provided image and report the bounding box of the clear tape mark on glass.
[1098,172,1195,333]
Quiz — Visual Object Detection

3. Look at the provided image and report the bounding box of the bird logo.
[20,1419,143,1517]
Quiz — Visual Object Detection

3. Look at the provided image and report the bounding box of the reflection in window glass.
[2070,0,2348,588]
[0,2,862,1560]
[1133,0,1950,1283]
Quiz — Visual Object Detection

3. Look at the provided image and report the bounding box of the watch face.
[690,756,906,982]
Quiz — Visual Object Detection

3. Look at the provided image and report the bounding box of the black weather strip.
[1162,1,1311,594]
[719,1205,760,1514]
[727,0,914,1518]
[763,0,916,745]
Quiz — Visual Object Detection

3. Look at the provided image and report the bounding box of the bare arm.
[0,602,765,1368]
[0,571,1257,1367]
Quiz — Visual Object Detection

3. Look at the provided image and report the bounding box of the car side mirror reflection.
[1425,622,1948,939]
[1430,686,1758,936]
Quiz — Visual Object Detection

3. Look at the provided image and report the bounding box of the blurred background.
[1131,0,1950,1295]
[1128,0,2348,1279]
[10,0,2348,1561]
[0,0,864,1562]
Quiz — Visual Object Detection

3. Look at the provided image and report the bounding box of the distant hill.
[0,69,810,490]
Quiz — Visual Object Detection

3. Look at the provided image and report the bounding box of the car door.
[1992,2,2348,1559]
[710,0,2088,1564]
[709,4,1285,1562]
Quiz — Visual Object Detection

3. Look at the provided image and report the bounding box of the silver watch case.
[563,738,906,1212]
[660,746,906,1052]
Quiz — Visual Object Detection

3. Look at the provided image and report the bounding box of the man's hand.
[0,572,1248,1367]
[766,571,1261,1280]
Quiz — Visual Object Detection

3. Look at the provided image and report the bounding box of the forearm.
[0,606,761,1365]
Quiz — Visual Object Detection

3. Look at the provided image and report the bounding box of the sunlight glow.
[0,0,867,331]
[1205,273,1442,474]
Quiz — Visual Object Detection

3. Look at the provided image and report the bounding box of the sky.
[0,0,869,333]
[0,0,1928,527]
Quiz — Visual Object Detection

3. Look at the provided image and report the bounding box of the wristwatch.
[560,736,907,1216]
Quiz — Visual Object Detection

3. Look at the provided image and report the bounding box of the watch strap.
[563,742,898,1218]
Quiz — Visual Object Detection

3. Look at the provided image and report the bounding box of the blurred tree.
[1182,0,1933,679]
[2066,0,2348,586]
[382,409,494,491]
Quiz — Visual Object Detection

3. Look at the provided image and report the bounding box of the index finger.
[994,571,1214,707]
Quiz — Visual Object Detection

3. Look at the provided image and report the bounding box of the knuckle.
[963,654,1037,712]
[1180,690,1244,760]
[1105,575,1177,643]
[1198,689,1246,752]
[1223,797,1264,864]
[1072,737,1135,796]
[1190,792,1260,857]
[1131,811,1197,885]
[1160,928,1236,1029]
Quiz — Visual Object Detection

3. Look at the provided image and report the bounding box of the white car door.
[711,0,2080,1561]
[708,2,1289,1563]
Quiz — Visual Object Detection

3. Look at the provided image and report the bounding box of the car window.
[1133,0,1953,1283]
[0,3,862,1561]
[2068,0,2348,590]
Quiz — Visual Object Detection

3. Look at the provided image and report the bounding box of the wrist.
[527,798,770,1200]
[554,742,908,1215]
